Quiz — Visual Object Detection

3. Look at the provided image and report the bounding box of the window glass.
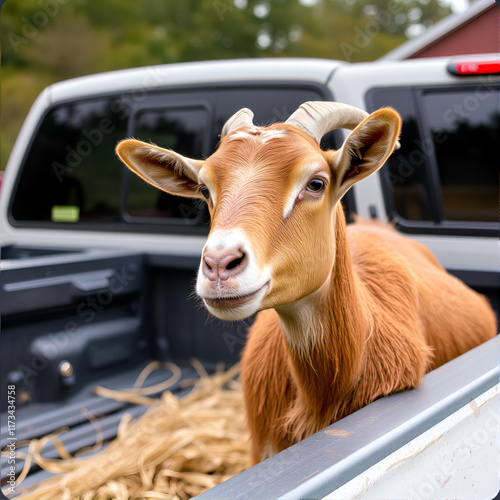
[370,88,436,221]
[127,107,209,224]
[11,99,126,224]
[370,84,500,227]
[421,89,499,222]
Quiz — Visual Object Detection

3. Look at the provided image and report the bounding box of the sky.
[302,0,475,14]
[443,0,473,13]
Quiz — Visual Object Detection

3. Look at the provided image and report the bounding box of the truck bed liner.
[2,361,215,489]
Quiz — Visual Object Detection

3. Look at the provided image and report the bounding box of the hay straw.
[8,362,249,499]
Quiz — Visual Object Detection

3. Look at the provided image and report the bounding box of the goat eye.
[200,186,210,200]
[306,179,325,193]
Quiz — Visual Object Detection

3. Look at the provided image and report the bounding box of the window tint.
[370,88,437,222]
[10,84,351,232]
[11,99,126,224]
[369,84,499,232]
[127,107,209,224]
[421,89,499,222]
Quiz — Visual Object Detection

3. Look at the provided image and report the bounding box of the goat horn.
[285,101,370,143]
[286,101,401,150]
[221,108,255,138]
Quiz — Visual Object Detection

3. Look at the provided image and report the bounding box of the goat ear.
[116,139,204,199]
[331,108,401,198]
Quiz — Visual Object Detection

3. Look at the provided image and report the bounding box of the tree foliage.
[1,0,455,170]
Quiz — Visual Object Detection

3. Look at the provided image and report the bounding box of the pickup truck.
[1,55,499,499]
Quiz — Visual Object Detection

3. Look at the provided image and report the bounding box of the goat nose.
[202,250,248,281]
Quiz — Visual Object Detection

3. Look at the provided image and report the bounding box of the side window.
[421,89,498,223]
[126,106,210,225]
[11,99,127,224]
[368,88,437,222]
[369,84,499,234]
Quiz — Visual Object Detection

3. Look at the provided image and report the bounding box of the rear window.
[126,106,210,225]
[368,84,499,235]
[9,82,347,232]
[11,98,126,224]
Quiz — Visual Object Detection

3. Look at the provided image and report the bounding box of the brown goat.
[116,102,497,465]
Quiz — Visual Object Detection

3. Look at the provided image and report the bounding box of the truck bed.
[1,244,498,498]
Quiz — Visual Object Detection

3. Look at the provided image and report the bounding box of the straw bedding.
[6,361,249,499]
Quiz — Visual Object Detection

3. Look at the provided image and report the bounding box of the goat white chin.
[202,283,269,321]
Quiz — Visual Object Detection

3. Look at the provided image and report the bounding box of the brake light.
[448,60,500,76]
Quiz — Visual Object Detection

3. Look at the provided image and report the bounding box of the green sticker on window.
[51,205,80,223]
